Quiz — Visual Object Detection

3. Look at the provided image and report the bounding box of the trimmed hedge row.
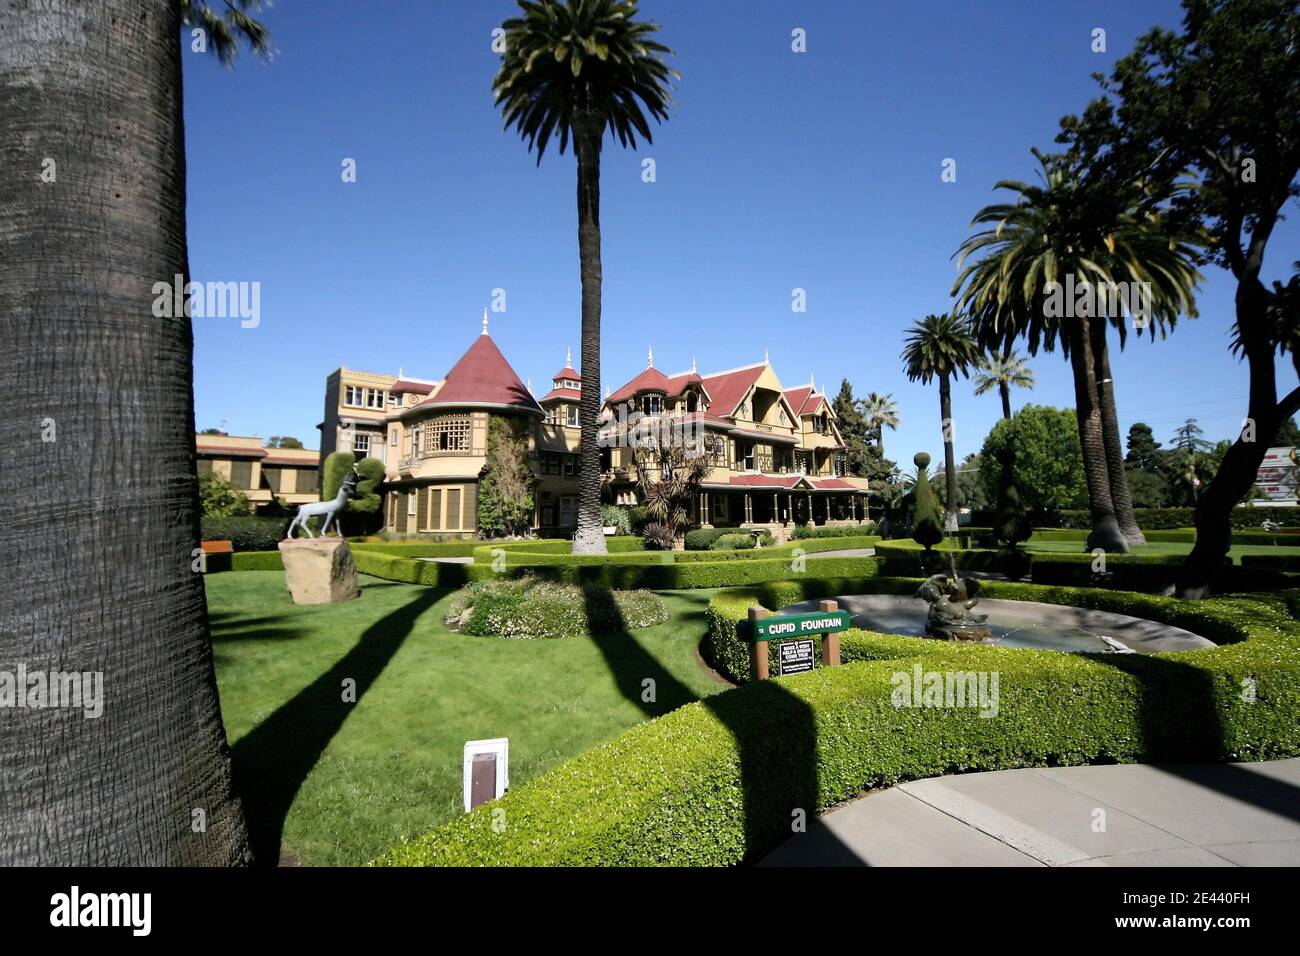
[201,515,289,552]
[1053,507,1300,530]
[874,540,1296,593]
[374,579,1300,866]
[789,522,877,540]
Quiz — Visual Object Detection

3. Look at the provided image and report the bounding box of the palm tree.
[493,0,675,555]
[901,314,982,533]
[858,392,900,460]
[0,0,267,865]
[973,350,1035,420]
[953,149,1200,551]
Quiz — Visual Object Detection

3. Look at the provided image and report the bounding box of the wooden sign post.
[748,600,847,680]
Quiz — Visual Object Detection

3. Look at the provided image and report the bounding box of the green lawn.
[207,572,726,866]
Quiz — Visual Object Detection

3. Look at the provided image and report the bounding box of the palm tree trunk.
[999,382,1012,420]
[0,0,250,863]
[1091,322,1145,546]
[1068,320,1128,553]
[571,111,608,555]
[939,373,958,529]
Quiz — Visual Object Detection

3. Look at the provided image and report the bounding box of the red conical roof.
[418,332,542,416]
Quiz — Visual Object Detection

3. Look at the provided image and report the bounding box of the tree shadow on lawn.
[231,586,447,865]
[581,582,863,865]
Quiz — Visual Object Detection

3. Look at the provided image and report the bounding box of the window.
[559,496,576,527]
[737,442,755,471]
[366,389,387,409]
[425,414,472,454]
[541,451,561,476]
[563,454,577,478]
[640,394,662,415]
[296,469,317,494]
[566,405,579,427]
[352,433,371,458]
[446,489,462,531]
[407,490,417,517]
[344,385,363,407]
[390,429,399,447]
[230,460,253,488]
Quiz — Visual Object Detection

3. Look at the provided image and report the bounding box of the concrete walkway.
[806,547,876,558]
[762,758,1300,867]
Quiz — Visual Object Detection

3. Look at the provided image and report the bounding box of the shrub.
[789,522,876,540]
[201,514,289,551]
[601,505,633,536]
[199,470,251,517]
[710,533,756,551]
[685,527,738,550]
[374,581,1300,866]
[445,576,668,639]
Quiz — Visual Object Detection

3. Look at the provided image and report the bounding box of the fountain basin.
[779,595,1215,655]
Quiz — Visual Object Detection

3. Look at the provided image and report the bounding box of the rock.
[277,538,359,605]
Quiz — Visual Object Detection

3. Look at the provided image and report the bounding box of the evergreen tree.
[830,378,873,476]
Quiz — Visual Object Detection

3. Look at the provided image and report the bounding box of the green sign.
[752,610,850,642]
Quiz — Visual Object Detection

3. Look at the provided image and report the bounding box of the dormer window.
[566,405,579,427]
[641,394,663,415]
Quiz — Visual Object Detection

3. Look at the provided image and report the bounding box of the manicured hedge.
[351,549,470,588]
[1240,554,1300,572]
[685,527,740,550]
[229,551,283,572]
[201,515,289,552]
[789,522,877,540]
[374,579,1300,866]
[1054,507,1300,530]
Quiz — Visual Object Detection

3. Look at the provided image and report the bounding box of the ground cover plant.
[445,575,669,639]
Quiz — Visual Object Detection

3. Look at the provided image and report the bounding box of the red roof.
[416,333,542,415]
[392,379,435,395]
[263,455,320,466]
[607,366,674,404]
[553,365,581,383]
[699,364,766,418]
[784,386,825,416]
[812,477,856,490]
[539,387,580,404]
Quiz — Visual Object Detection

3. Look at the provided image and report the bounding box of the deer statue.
[286,467,360,539]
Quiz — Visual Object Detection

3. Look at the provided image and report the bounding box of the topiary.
[992,443,1033,579]
[911,452,943,551]
[322,451,385,534]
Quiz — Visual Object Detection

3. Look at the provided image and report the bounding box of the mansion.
[320,314,871,538]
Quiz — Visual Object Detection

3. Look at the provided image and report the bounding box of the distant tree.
[199,471,250,518]
[978,405,1088,517]
[973,349,1036,420]
[265,436,303,449]
[1273,416,1300,447]
[199,427,228,435]
[858,391,901,460]
[991,443,1033,579]
[902,314,982,533]
[957,452,990,512]
[1171,418,1212,455]
[831,379,874,476]
[1124,422,1171,507]
[910,452,944,551]
[478,417,536,538]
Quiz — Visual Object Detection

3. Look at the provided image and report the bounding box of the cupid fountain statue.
[914,550,992,642]
[286,467,359,539]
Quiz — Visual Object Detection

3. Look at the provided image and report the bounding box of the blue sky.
[183,0,1299,464]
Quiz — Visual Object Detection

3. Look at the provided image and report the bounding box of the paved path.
[762,758,1300,867]
[415,556,473,564]
[805,547,876,558]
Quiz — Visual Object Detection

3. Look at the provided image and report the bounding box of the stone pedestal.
[278,538,359,605]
